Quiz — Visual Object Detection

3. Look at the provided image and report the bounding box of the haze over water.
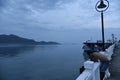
[0,44,84,80]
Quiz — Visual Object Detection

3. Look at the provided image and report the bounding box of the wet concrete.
[107,43,120,80]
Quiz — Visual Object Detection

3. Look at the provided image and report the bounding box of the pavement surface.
[107,43,120,80]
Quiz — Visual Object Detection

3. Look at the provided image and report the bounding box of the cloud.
[0,0,77,29]
[0,0,8,12]
[0,0,119,28]
[0,0,75,12]
[0,0,120,42]
[28,0,74,10]
[0,0,4,7]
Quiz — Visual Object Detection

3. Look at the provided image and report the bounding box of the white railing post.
[92,62,100,80]
[84,61,94,70]
[76,61,100,80]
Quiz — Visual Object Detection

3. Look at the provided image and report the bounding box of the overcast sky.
[0,0,120,43]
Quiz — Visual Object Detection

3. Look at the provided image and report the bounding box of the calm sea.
[0,44,84,80]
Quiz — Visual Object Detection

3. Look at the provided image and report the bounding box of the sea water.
[0,44,84,80]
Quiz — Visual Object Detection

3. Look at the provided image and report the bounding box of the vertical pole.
[101,12,105,51]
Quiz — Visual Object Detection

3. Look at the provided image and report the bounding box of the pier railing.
[76,61,100,80]
[76,44,115,80]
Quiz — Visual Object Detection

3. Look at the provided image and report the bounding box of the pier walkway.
[108,43,120,80]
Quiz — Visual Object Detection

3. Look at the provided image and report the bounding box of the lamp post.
[95,0,109,51]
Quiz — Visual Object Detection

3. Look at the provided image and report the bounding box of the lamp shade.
[97,0,107,8]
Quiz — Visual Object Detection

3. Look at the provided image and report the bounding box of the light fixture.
[97,0,107,8]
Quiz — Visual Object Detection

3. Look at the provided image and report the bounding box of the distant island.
[0,34,60,45]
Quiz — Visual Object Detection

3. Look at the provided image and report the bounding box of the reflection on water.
[0,46,35,57]
[0,45,84,80]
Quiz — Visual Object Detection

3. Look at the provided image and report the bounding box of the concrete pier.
[108,43,120,80]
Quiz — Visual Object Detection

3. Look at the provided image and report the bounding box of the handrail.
[76,61,100,80]
[76,44,115,80]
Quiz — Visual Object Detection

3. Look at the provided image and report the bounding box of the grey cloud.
[25,0,75,10]
[0,0,75,21]
[0,0,4,7]
[0,0,75,12]
[0,0,7,7]
[0,0,9,12]
[0,0,76,32]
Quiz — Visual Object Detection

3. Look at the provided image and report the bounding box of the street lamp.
[95,0,109,51]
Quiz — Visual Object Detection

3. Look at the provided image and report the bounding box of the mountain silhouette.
[0,34,60,45]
